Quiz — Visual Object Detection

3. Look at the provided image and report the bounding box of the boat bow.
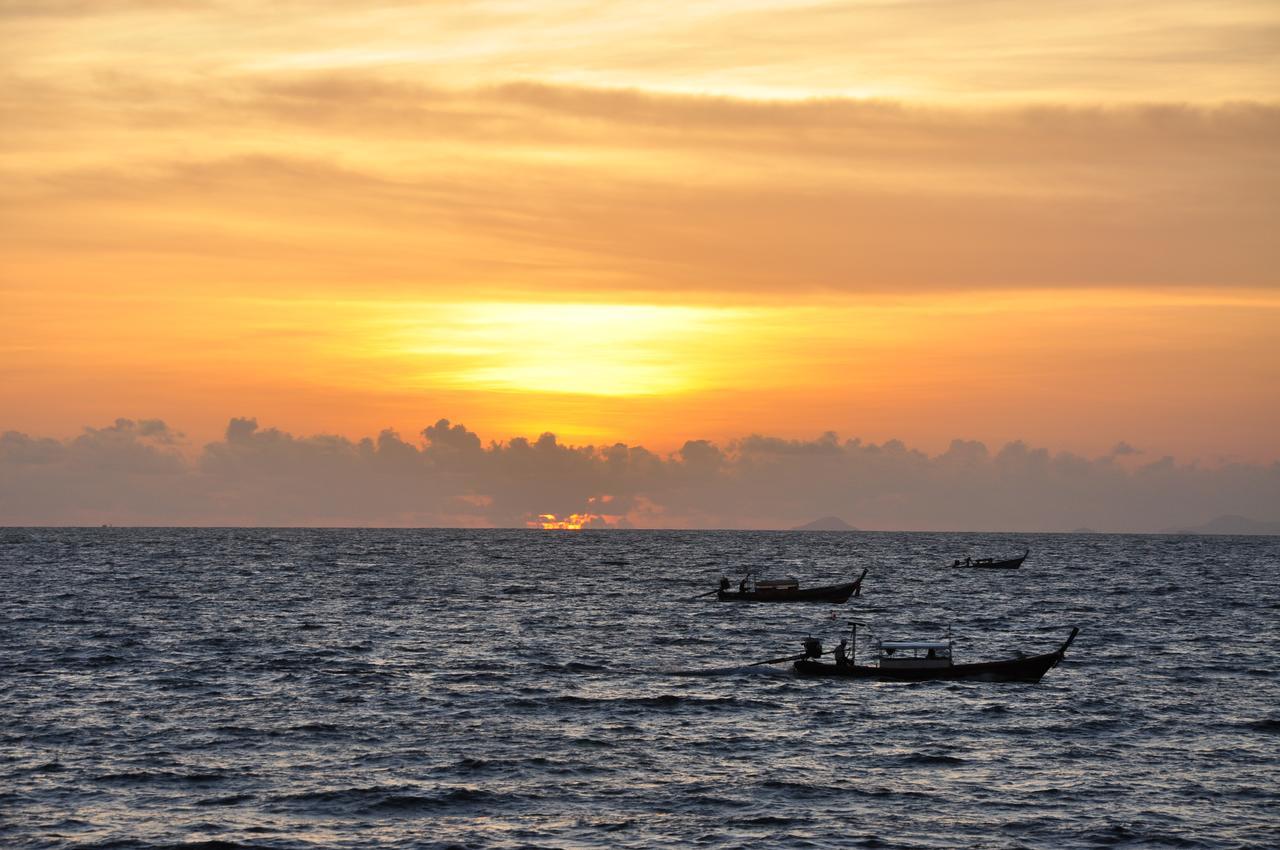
[1052,627,1080,667]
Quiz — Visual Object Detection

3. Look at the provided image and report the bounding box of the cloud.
[2,417,1277,531]
[1110,441,1142,457]
[4,73,1278,297]
[0,419,189,522]
[7,1,1274,103]
[0,0,208,17]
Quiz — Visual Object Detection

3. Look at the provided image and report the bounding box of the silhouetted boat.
[951,549,1028,569]
[716,568,867,603]
[793,627,1077,682]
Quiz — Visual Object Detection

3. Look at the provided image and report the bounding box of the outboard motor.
[802,637,823,659]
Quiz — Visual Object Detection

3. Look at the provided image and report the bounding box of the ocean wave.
[193,793,256,807]
[83,842,264,850]
[95,770,231,786]
[1238,717,1280,734]
[756,779,847,798]
[268,784,508,814]
[893,753,968,766]
[551,693,756,711]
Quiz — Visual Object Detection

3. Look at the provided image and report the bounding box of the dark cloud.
[68,418,186,473]
[0,431,64,465]
[0,419,188,523]
[2,417,1277,531]
[423,418,483,459]
[735,432,842,455]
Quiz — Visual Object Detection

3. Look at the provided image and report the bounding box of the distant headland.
[1162,515,1280,536]
[791,516,859,531]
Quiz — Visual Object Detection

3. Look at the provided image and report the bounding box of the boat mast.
[847,620,864,666]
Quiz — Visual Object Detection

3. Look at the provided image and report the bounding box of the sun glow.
[393,302,745,397]
[529,513,603,530]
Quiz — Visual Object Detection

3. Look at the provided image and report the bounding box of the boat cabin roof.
[879,640,950,651]
[755,577,799,587]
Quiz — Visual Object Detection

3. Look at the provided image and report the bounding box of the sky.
[2,1,1278,528]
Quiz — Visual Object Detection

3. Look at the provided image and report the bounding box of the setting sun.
[528,513,603,530]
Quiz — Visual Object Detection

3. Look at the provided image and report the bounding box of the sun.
[529,513,600,530]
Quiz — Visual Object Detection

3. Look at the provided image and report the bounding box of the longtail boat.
[951,548,1028,569]
[716,568,867,603]
[792,627,1078,683]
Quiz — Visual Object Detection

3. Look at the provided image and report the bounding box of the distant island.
[791,516,859,531]
[1162,515,1280,536]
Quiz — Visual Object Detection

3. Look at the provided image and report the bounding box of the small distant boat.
[792,627,1077,683]
[951,548,1028,569]
[716,568,867,603]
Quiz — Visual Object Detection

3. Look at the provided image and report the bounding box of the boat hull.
[792,629,1077,683]
[952,553,1027,569]
[718,581,859,603]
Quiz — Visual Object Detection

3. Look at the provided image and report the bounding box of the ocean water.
[2,528,1278,849]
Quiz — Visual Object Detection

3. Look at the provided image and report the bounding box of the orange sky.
[2,0,1278,465]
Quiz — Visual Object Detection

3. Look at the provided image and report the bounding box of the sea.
[2,528,1278,849]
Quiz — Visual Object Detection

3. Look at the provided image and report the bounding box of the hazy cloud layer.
[2,418,1276,531]
[5,75,1278,296]
[4,1,1276,102]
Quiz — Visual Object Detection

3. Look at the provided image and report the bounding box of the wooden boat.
[793,627,1077,682]
[951,548,1028,569]
[717,568,867,603]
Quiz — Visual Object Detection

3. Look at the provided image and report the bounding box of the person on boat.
[952,559,961,567]
[719,576,730,593]
[834,638,849,666]
[738,577,748,593]
[926,648,937,659]
[964,556,971,566]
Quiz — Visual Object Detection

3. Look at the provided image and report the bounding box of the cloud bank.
[2,418,1276,531]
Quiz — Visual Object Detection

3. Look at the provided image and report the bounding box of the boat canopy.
[755,577,799,589]
[879,640,950,651]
